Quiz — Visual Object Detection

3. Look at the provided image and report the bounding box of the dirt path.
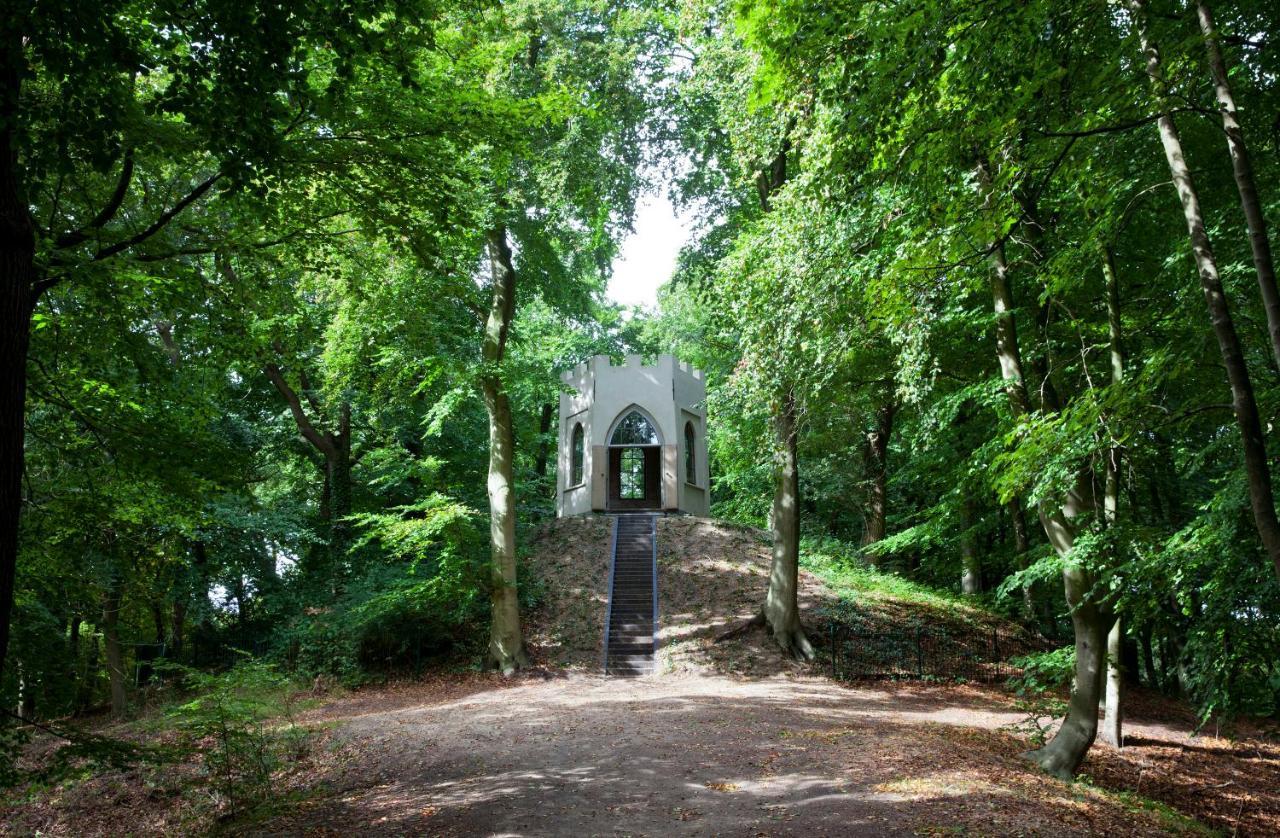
[262,672,1196,837]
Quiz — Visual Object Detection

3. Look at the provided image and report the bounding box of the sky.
[606,191,691,309]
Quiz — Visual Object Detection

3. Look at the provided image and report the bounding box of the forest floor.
[5,515,1279,836]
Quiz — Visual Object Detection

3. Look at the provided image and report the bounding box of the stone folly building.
[556,354,709,516]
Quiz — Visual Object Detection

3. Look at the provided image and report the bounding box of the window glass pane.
[571,423,584,485]
[611,411,658,445]
[620,448,645,499]
[684,422,696,483]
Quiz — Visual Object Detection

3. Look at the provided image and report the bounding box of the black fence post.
[915,627,923,678]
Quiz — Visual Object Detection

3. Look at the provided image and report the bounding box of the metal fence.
[827,620,1050,683]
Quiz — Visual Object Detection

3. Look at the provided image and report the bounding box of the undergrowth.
[801,536,986,620]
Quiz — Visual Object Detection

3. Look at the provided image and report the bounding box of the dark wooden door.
[607,446,660,510]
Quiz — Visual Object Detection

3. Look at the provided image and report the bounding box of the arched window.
[571,423,584,486]
[684,421,696,484]
[610,410,659,445]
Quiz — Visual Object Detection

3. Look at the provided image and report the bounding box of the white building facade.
[556,354,709,517]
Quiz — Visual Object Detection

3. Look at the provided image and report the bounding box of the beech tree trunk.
[0,33,34,684]
[1100,244,1125,748]
[1198,0,1280,373]
[860,398,894,552]
[102,579,127,718]
[960,500,982,595]
[1009,498,1036,621]
[763,391,814,659]
[1141,629,1162,690]
[1132,0,1280,582]
[1100,617,1125,747]
[482,226,527,674]
[1029,474,1107,779]
[980,164,1108,778]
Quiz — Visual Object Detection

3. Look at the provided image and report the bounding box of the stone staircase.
[604,514,657,676]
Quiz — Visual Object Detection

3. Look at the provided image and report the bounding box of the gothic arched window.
[684,421,696,484]
[610,410,659,445]
[571,423,584,486]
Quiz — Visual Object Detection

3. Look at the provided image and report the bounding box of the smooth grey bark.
[1197,0,1280,372]
[753,132,811,660]
[978,163,1107,778]
[481,225,528,674]
[1132,0,1280,583]
[960,500,982,595]
[1029,475,1108,778]
[1100,244,1125,749]
[1100,618,1125,747]
[763,391,814,660]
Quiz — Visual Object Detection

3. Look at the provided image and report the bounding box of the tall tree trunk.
[960,500,982,595]
[1101,618,1125,747]
[753,130,810,659]
[535,402,554,496]
[979,164,1108,778]
[1130,0,1280,581]
[1139,624,1157,688]
[1009,498,1036,621]
[0,32,34,684]
[481,225,527,674]
[860,397,895,552]
[1198,0,1280,372]
[102,580,127,718]
[763,391,814,659]
[1100,244,1126,749]
[1030,475,1108,779]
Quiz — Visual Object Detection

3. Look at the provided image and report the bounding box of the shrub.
[163,660,307,818]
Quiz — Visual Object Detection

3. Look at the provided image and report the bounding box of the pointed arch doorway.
[607,408,662,511]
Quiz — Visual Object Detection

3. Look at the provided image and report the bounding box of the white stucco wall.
[556,354,709,517]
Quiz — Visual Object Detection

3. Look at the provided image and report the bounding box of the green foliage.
[163,661,308,817]
[1004,648,1075,747]
[0,722,30,788]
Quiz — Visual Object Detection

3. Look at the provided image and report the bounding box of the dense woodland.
[2,0,1279,788]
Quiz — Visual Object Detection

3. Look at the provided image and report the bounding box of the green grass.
[800,536,983,617]
[1080,784,1222,836]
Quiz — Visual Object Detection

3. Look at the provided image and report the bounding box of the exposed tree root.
[488,645,532,676]
[1023,741,1080,782]
[713,612,765,643]
[770,624,815,661]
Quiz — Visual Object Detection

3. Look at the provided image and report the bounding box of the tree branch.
[263,362,336,458]
[92,172,222,261]
[54,150,135,249]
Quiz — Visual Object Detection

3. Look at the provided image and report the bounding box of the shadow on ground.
[253,674,1211,837]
